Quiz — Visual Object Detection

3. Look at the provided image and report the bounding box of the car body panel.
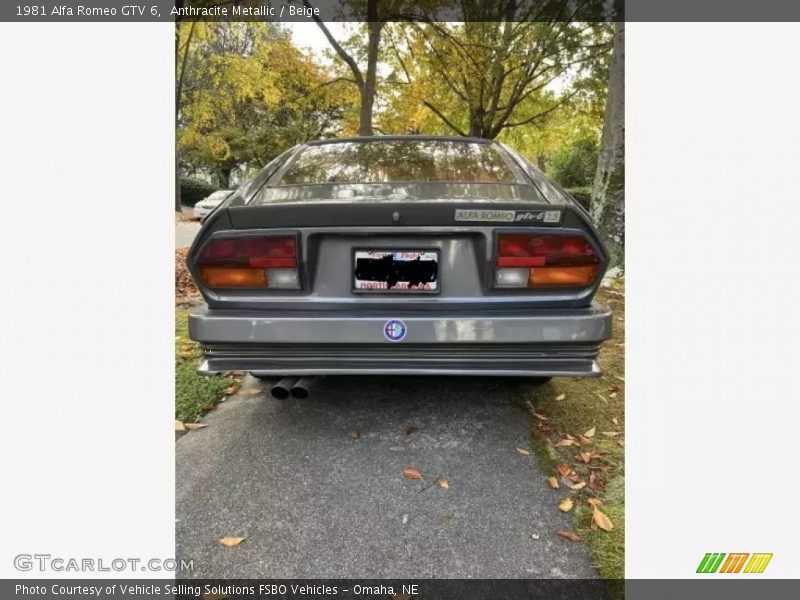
[191,304,610,377]
[187,136,612,377]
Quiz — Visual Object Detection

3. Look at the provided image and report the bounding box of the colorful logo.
[383,319,407,342]
[696,553,773,574]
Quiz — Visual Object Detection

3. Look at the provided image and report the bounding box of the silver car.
[193,189,233,220]
[187,136,611,396]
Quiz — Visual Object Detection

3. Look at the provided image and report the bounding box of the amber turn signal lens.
[529,265,598,287]
[199,266,267,288]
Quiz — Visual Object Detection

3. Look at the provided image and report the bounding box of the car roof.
[306,135,493,146]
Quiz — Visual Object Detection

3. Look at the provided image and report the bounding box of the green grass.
[520,279,625,587]
[175,307,240,422]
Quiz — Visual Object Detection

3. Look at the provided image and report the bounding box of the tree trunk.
[174,15,182,213]
[219,165,233,189]
[174,5,195,213]
[468,108,486,138]
[590,22,625,268]
[359,11,382,136]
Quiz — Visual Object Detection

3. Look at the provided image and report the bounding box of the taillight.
[494,234,599,288]
[196,235,300,289]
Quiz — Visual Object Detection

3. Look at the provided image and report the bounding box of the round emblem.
[383,319,407,342]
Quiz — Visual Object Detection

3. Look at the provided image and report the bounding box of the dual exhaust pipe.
[268,376,319,400]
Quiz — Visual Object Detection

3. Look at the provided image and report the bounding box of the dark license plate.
[353,249,439,292]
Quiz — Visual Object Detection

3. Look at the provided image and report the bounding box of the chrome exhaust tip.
[270,377,299,400]
[290,376,319,399]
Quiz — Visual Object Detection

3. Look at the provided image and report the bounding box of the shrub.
[179,177,216,207]
[549,136,599,189]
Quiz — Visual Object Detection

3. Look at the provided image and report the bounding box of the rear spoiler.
[223,201,580,229]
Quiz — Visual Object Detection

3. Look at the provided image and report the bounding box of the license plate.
[353,249,439,292]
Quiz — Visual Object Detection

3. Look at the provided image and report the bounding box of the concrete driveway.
[176,375,597,579]
[176,221,200,248]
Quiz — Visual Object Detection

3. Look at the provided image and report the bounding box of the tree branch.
[302,0,365,89]
[422,101,467,136]
[500,90,580,132]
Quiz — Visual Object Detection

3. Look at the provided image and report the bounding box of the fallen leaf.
[530,533,540,540]
[185,423,207,430]
[565,433,576,441]
[592,507,614,531]
[558,529,582,542]
[555,393,566,401]
[587,497,603,507]
[547,476,559,490]
[555,438,575,447]
[609,392,618,399]
[174,420,186,431]
[618,440,625,447]
[404,425,417,435]
[533,412,548,421]
[612,417,619,425]
[179,351,193,359]
[225,386,238,396]
[248,388,263,396]
[588,473,605,492]
[537,424,554,435]
[403,466,423,480]
[583,427,596,438]
[219,536,245,547]
[557,463,572,477]
[516,447,530,455]
[437,477,449,490]
[348,428,360,439]
[601,431,620,437]
[577,452,593,463]
[568,474,582,483]
[569,481,586,490]
[558,497,574,512]
[608,384,620,393]
[578,435,593,445]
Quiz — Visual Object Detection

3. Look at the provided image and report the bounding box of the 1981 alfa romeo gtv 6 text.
[187,136,612,396]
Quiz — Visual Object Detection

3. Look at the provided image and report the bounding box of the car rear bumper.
[189,304,612,377]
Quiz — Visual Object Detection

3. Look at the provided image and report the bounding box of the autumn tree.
[302,0,439,136]
[384,3,611,139]
[176,22,351,188]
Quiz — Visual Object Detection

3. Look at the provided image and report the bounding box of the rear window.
[278,140,518,185]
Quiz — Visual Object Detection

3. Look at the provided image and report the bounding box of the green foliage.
[179,177,215,206]
[177,22,355,183]
[381,21,612,139]
[175,18,612,193]
[175,308,237,422]
[548,136,599,188]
